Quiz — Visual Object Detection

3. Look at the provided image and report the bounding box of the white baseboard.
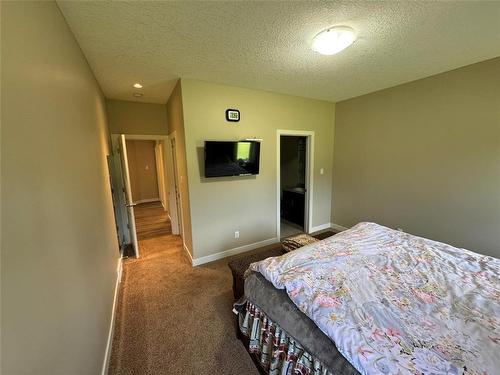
[331,223,349,232]
[192,237,279,267]
[133,198,160,205]
[101,257,122,375]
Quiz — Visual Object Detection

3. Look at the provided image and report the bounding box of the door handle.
[126,203,137,208]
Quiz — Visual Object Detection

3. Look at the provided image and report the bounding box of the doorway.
[276,130,314,239]
[109,134,180,258]
[125,139,170,240]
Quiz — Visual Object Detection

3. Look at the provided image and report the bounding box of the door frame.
[154,140,168,211]
[110,133,181,244]
[276,129,315,239]
[168,131,184,241]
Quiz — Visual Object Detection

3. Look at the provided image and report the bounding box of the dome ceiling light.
[312,26,356,56]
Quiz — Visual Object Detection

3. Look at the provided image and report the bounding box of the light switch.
[320,168,324,175]
[145,165,149,170]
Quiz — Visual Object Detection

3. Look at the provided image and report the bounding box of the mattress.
[250,222,500,375]
[244,271,359,374]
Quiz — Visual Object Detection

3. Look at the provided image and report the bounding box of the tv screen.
[204,141,260,178]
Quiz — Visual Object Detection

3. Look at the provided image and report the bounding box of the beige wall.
[332,57,500,257]
[181,79,335,259]
[166,80,193,253]
[1,2,119,374]
[106,99,168,135]
[126,140,160,203]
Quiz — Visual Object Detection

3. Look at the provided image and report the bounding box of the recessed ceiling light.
[133,83,143,89]
[312,26,356,56]
[133,92,143,97]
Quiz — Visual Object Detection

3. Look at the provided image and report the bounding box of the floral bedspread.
[250,222,500,375]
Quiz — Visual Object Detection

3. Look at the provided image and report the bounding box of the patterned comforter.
[250,222,500,375]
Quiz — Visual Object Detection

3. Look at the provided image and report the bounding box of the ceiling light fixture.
[133,83,143,89]
[133,92,143,97]
[312,26,356,56]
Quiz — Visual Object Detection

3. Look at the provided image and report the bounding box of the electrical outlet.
[234,230,240,239]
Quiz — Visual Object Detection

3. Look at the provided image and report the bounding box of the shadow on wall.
[196,146,257,183]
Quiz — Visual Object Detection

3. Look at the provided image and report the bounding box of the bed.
[235,222,500,375]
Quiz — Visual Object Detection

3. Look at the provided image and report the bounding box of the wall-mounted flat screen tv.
[204,141,260,178]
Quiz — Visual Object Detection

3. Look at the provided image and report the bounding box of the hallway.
[134,201,172,240]
[108,233,258,375]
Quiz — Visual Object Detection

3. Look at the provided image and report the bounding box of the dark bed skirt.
[236,301,334,375]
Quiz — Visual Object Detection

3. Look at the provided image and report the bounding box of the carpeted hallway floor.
[108,232,259,375]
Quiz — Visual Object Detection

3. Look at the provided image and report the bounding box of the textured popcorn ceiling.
[57,1,500,104]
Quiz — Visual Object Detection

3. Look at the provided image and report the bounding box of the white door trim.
[276,130,315,240]
[169,131,185,245]
[165,135,180,235]
[120,134,169,141]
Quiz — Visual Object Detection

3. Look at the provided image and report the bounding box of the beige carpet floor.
[108,233,260,375]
